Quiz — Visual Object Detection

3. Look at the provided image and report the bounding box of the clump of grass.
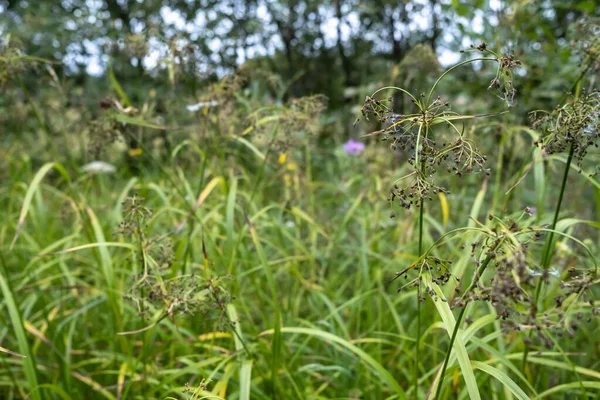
[118,195,233,334]
[358,43,521,398]
[0,35,49,89]
[0,36,27,88]
[453,212,597,337]
[87,100,128,157]
[3,15,600,399]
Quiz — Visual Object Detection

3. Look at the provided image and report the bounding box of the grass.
[0,123,598,399]
[1,51,599,399]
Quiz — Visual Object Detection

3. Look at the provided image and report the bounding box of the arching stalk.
[426,57,497,106]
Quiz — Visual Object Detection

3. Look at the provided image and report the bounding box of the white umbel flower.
[186,100,218,112]
[82,161,116,174]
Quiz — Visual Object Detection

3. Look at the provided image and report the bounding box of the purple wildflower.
[343,139,365,155]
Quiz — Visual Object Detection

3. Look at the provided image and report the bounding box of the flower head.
[532,91,600,168]
[82,161,117,174]
[343,139,365,155]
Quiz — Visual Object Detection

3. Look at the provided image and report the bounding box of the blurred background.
[2,0,597,173]
[2,0,596,130]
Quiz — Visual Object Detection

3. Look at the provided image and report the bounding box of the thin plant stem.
[415,197,425,398]
[522,143,575,370]
[418,200,425,254]
[434,305,467,400]
[371,86,421,109]
[538,143,575,277]
[433,239,503,400]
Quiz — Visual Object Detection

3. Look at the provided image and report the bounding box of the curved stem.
[371,86,421,111]
[388,226,490,286]
[419,201,425,256]
[426,58,497,107]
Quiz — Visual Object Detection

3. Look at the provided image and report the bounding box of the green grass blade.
[11,162,70,249]
[246,214,281,395]
[85,207,116,290]
[233,136,265,160]
[239,359,253,400]
[50,242,137,255]
[108,66,131,107]
[533,147,545,222]
[471,361,528,400]
[467,180,487,228]
[30,384,73,400]
[0,345,25,358]
[0,251,41,400]
[468,337,537,396]
[423,274,480,400]
[503,354,600,380]
[535,381,600,399]
[259,327,406,399]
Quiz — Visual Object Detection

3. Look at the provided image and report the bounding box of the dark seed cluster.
[125,274,234,331]
[489,53,521,107]
[393,256,459,301]
[388,173,449,210]
[362,94,490,211]
[119,196,233,329]
[358,44,519,213]
[460,42,521,107]
[87,101,127,157]
[117,195,154,240]
[532,91,600,170]
[0,39,29,88]
[450,214,598,346]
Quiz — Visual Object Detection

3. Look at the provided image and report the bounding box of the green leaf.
[108,65,131,107]
[259,327,406,399]
[472,361,528,400]
[246,214,282,395]
[0,252,41,400]
[576,1,596,13]
[11,162,71,249]
[114,114,167,130]
[535,381,600,399]
[423,274,481,400]
[239,359,253,400]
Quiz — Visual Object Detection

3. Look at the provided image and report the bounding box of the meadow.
[1,8,600,400]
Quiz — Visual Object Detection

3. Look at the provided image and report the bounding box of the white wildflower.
[82,161,116,174]
[186,100,218,112]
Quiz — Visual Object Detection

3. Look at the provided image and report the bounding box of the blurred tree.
[1,0,598,113]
